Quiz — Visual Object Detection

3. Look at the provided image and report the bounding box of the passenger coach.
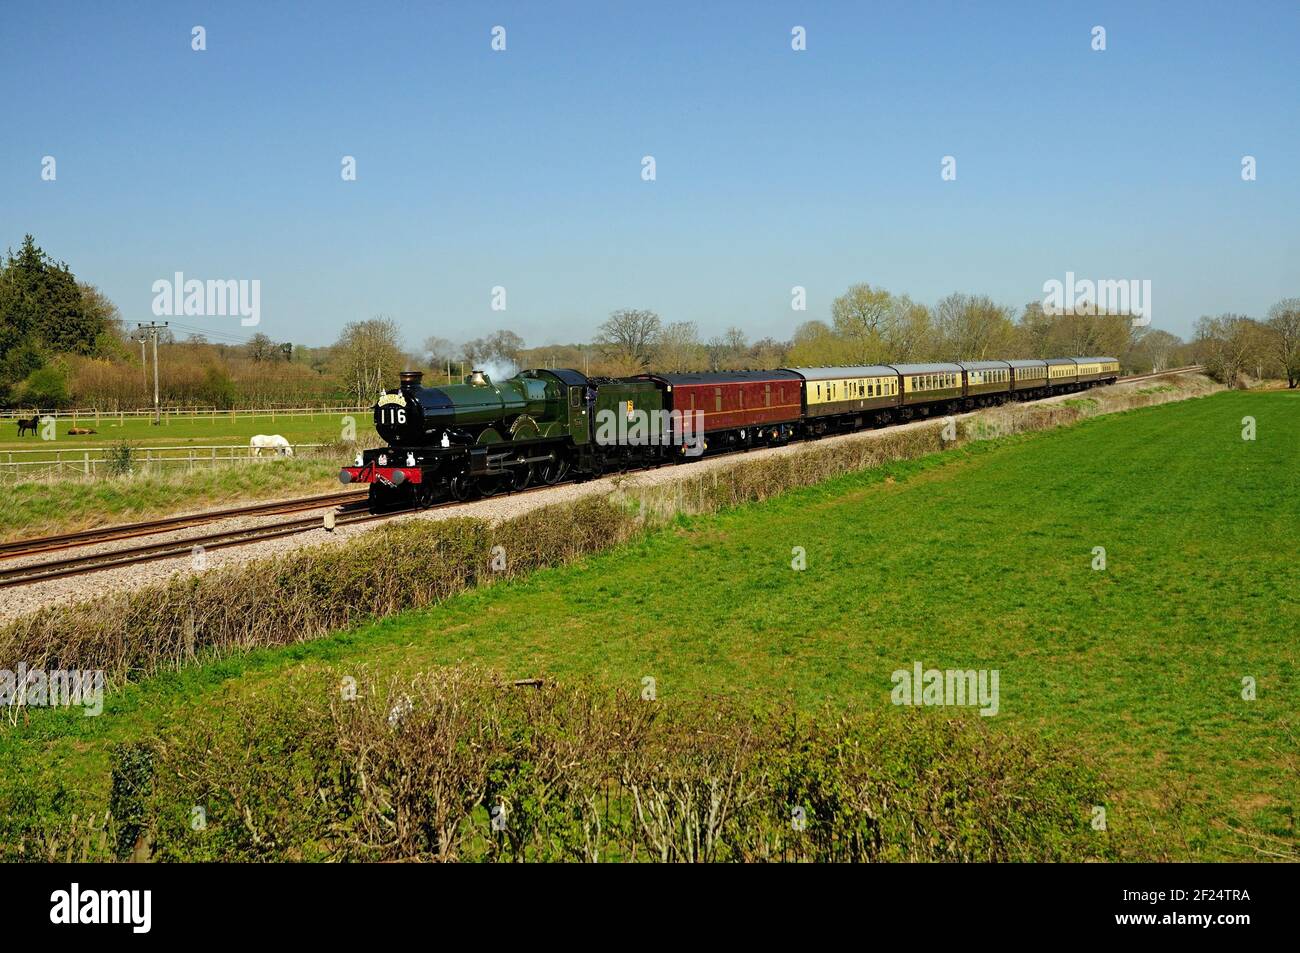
[1073,357,1121,384]
[637,369,803,449]
[783,365,900,431]
[891,363,965,418]
[956,360,1012,406]
[1007,360,1049,398]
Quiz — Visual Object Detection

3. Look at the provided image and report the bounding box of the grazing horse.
[250,434,294,457]
[16,416,38,437]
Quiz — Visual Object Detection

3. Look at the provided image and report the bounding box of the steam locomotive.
[340,357,1119,512]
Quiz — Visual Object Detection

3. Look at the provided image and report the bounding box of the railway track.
[0,479,573,590]
[0,365,1207,590]
[0,508,387,589]
[0,489,369,560]
[1114,365,1203,385]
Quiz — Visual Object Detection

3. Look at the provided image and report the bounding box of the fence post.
[84,451,90,476]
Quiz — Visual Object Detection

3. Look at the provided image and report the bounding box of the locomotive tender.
[341,356,1119,511]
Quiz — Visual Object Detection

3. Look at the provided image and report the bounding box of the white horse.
[250,434,294,457]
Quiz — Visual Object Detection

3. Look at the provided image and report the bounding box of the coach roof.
[781,365,898,381]
[885,362,964,375]
[637,369,803,385]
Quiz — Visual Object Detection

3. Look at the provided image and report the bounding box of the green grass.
[3,390,1297,859]
[0,410,362,457]
[0,459,348,541]
[0,410,373,538]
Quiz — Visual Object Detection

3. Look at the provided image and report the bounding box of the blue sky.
[2,1,1297,349]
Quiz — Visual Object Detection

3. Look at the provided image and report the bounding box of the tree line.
[3,234,1294,410]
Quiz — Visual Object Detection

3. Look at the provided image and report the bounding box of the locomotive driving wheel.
[414,480,439,509]
[538,455,569,486]
[450,473,475,501]
[511,464,534,491]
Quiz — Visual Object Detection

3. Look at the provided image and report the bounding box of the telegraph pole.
[136,321,168,425]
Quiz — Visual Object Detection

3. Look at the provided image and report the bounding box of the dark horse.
[16,415,38,436]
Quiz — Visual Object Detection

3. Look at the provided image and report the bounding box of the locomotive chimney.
[399,370,423,389]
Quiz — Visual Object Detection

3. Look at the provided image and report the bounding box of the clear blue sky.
[2,1,1297,349]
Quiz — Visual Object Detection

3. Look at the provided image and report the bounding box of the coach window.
[765,383,771,406]
[715,388,722,412]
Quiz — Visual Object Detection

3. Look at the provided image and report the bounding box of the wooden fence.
[0,405,370,423]
[0,443,335,482]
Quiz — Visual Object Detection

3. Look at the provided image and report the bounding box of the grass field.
[0,410,363,457]
[0,459,348,542]
[0,410,373,539]
[3,389,1296,859]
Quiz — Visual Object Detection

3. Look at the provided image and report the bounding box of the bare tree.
[462,329,525,368]
[1016,301,1054,358]
[933,294,1016,361]
[596,309,661,369]
[334,315,404,404]
[1136,328,1182,373]
[831,283,892,364]
[1266,298,1300,388]
[1194,314,1263,386]
[653,321,705,372]
[422,335,457,369]
[707,327,749,370]
[884,295,933,362]
[246,332,280,362]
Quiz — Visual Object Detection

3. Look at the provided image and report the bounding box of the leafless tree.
[1194,314,1263,386]
[1266,298,1300,388]
[334,315,404,404]
[596,309,662,369]
[653,321,705,372]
